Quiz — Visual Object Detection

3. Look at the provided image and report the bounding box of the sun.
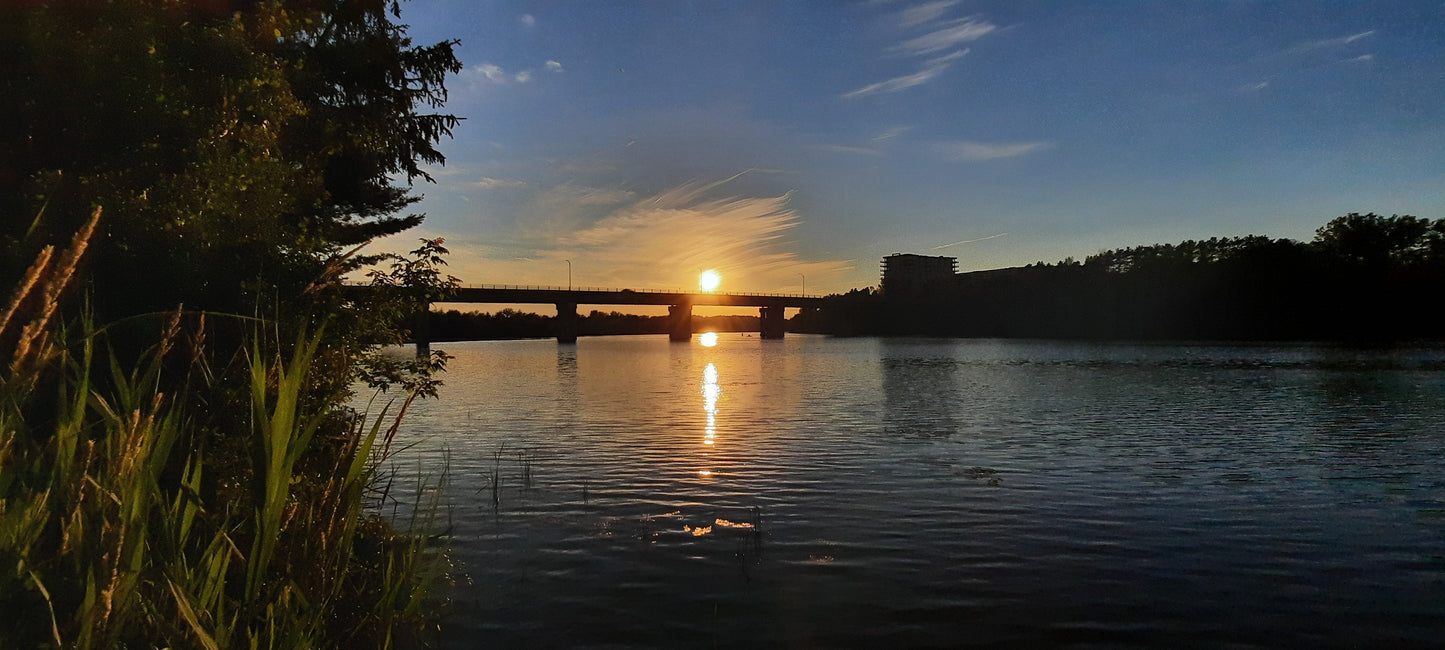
[699,269,721,292]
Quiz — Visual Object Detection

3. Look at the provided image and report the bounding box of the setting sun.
[699,269,721,292]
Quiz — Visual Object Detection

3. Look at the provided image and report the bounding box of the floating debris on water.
[714,518,754,529]
[641,510,682,522]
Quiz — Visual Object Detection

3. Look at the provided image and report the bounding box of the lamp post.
[565,259,571,290]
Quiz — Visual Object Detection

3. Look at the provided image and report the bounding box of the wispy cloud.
[441,176,853,291]
[843,4,997,99]
[418,163,469,178]
[520,14,535,28]
[924,48,969,66]
[894,17,997,56]
[472,63,506,83]
[873,125,912,142]
[842,57,956,98]
[512,183,640,244]
[812,144,884,156]
[935,140,1052,161]
[471,177,528,190]
[898,1,957,28]
[1288,30,1375,54]
[560,183,850,289]
[531,183,636,211]
[459,60,561,90]
[1255,29,1375,90]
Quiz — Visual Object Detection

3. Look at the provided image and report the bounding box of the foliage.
[0,0,460,350]
[1081,235,1291,273]
[350,237,459,398]
[1,1,465,645]
[790,288,883,337]
[1,0,465,459]
[367,237,463,306]
[1,251,444,649]
[1312,212,1445,269]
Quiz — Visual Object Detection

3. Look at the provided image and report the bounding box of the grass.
[1,211,445,649]
[517,447,535,489]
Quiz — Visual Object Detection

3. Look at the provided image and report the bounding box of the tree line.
[792,213,1445,341]
[428,309,764,341]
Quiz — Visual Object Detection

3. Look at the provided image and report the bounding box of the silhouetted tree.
[1,0,464,409]
[1,0,460,328]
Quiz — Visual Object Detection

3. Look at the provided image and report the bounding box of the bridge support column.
[555,302,578,344]
[414,306,432,358]
[760,305,786,339]
[668,303,692,342]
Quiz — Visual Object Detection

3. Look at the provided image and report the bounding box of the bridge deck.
[446,285,824,308]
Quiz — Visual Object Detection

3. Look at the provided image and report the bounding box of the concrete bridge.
[433,285,824,345]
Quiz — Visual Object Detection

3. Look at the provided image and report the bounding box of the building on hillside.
[881,253,957,295]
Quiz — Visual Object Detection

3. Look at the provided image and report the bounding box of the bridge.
[430,285,825,345]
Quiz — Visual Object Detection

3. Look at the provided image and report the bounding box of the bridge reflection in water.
[428,285,824,345]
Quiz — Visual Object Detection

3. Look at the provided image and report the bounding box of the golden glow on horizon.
[699,269,721,292]
[699,331,718,347]
[425,178,854,295]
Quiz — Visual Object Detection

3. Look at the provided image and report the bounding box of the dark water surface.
[385,335,1445,648]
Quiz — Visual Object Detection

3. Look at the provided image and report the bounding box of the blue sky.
[393,0,1445,296]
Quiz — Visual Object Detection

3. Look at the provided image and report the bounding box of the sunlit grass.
[0,322,444,648]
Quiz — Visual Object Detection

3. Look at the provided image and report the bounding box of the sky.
[389,0,1445,298]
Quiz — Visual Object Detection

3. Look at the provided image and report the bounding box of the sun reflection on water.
[699,331,718,347]
[702,362,720,449]
[700,361,721,477]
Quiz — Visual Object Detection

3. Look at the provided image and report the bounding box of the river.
[382,334,1445,648]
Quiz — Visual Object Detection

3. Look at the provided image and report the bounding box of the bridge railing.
[341,281,821,299]
[453,284,820,299]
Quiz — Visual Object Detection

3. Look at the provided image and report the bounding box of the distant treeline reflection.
[794,213,1445,341]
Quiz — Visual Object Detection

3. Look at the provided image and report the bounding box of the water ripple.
[380,335,1445,648]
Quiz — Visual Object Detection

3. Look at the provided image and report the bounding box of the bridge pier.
[760,305,786,339]
[555,302,578,344]
[668,302,692,342]
[414,307,432,358]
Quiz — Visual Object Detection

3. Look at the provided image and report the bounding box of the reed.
[517,447,535,488]
[0,216,444,649]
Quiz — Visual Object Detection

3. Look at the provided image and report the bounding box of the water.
[382,335,1445,648]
